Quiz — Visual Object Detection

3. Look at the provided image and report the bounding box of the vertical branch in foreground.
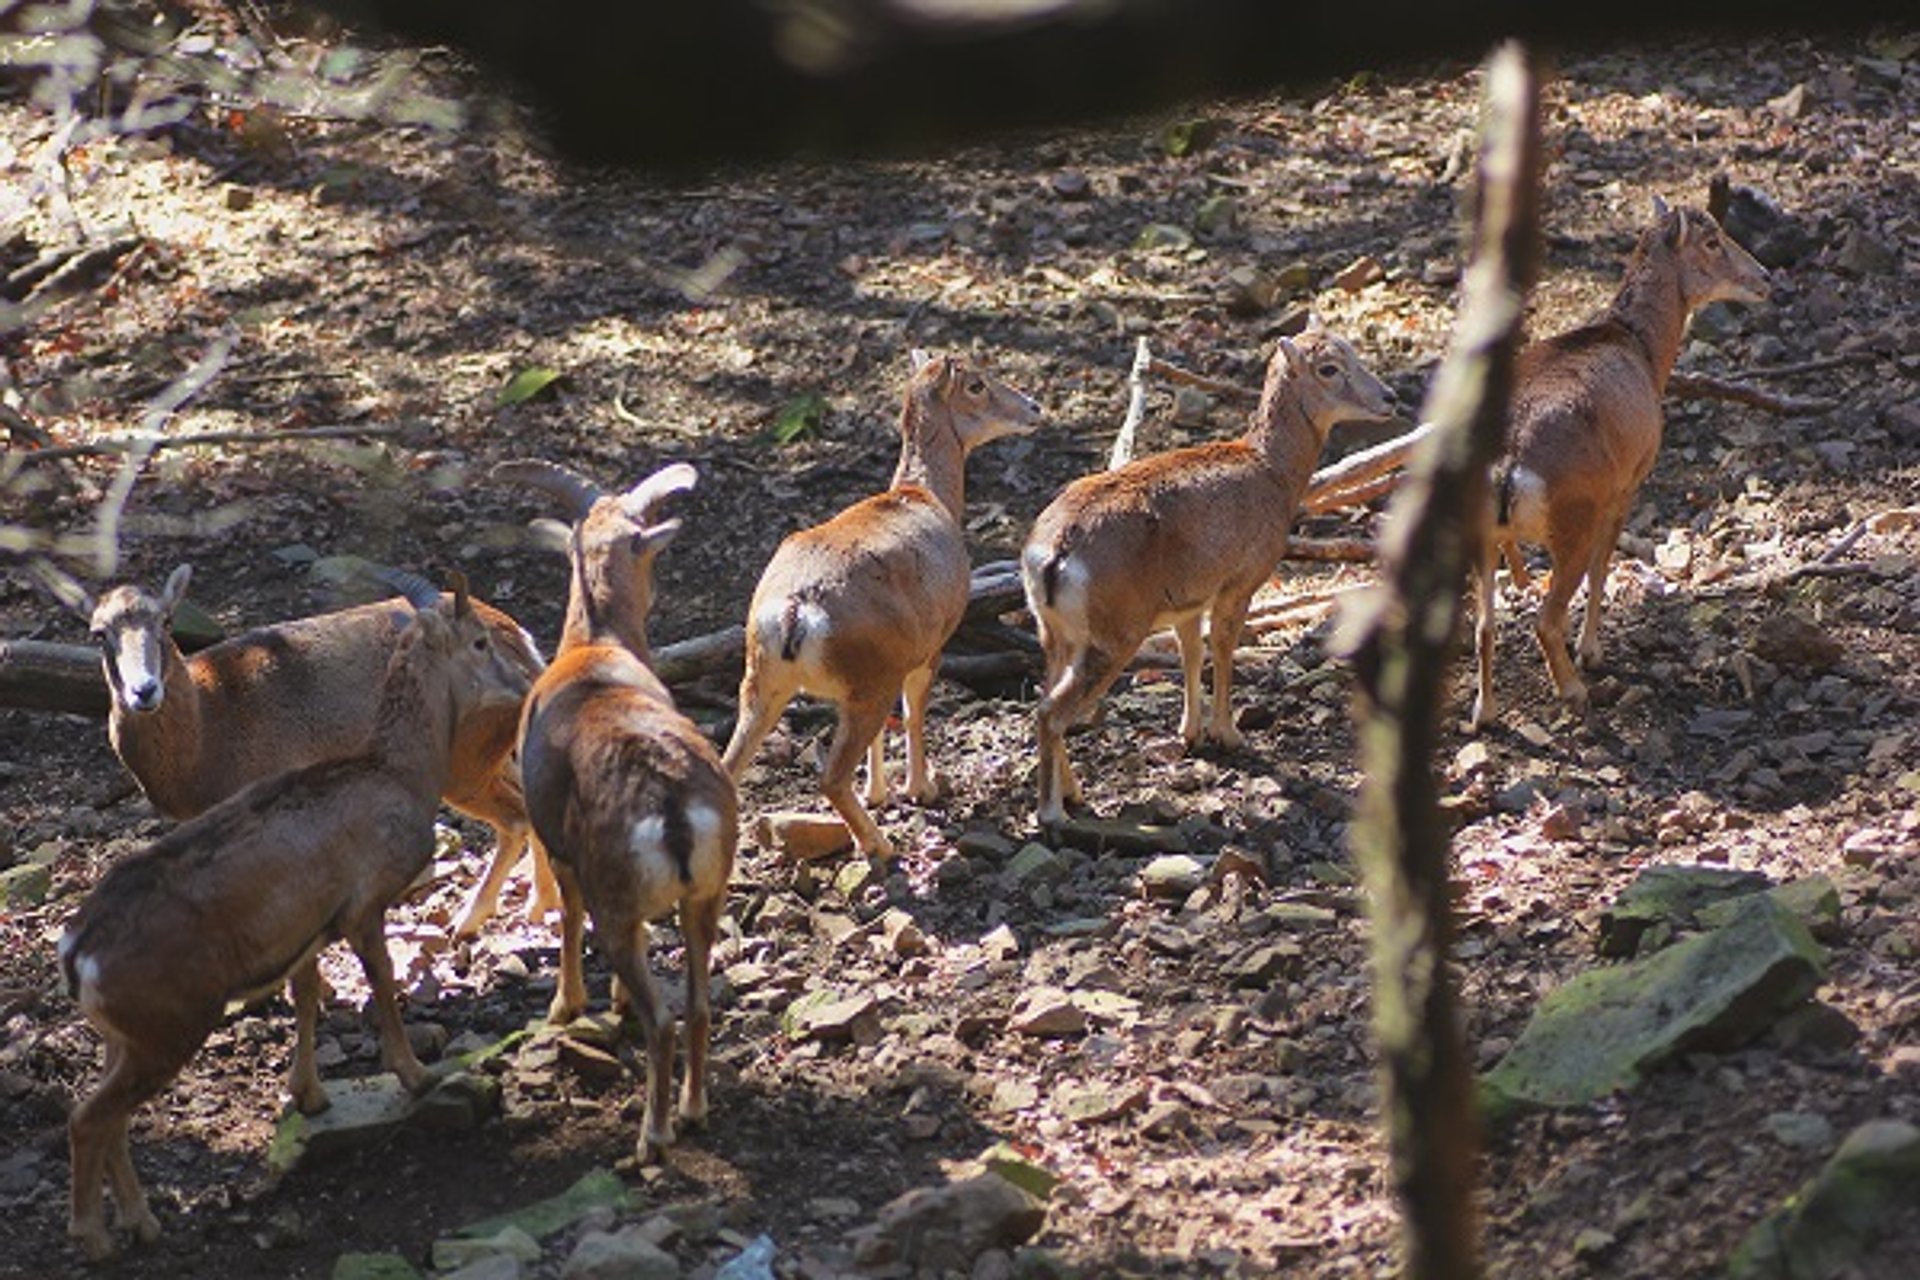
[1335,43,1541,1280]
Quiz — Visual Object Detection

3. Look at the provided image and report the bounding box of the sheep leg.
[69,1039,174,1259]
[1172,614,1206,746]
[350,916,430,1095]
[547,859,590,1025]
[1205,589,1255,748]
[901,661,939,803]
[863,718,889,807]
[721,663,798,782]
[603,921,676,1161]
[1034,643,1129,825]
[822,694,896,857]
[287,957,331,1115]
[1577,512,1629,670]
[452,821,528,940]
[679,890,725,1128]
[1536,510,1597,712]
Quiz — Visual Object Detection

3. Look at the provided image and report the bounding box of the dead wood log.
[0,639,107,717]
[1339,41,1541,1280]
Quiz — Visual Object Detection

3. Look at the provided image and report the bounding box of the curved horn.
[364,564,444,611]
[447,568,472,617]
[619,462,698,521]
[492,459,605,522]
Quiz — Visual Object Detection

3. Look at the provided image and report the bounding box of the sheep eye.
[1316,363,1340,379]
[966,379,986,395]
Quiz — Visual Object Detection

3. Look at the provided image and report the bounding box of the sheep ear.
[1651,193,1671,221]
[909,348,933,374]
[1304,310,1326,333]
[1278,336,1303,369]
[632,517,684,558]
[161,564,193,612]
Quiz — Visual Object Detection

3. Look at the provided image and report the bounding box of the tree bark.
[1336,41,1543,1280]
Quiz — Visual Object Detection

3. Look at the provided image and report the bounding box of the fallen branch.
[1740,352,1878,380]
[1284,536,1376,563]
[4,231,143,304]
[17,421,418,464]
[1666,372,1835,416]
[1142,355,1260,403]
[1301,421,1434,511]
[0,639,106,717]
[1695,516,1882,597]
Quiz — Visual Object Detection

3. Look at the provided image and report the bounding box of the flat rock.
[1482,896,1827,1122]
[452,1168,633,1244]
[849,1173,1046,1272]
[1054,1079,1148,1125]
[1004,843,1069,886]
[878,908,929,957]
[978,1142,1061,1200]
[441,1256,523,1280]
[431,1225,543,1271]
[1751,613,1843,671]
[1699,876,1842,942]
[1765,1110,1837,1152]
[1596,864,1772,958]
[752,811,853,861]
[332,1253,422,1280]
[1138,854,1206,899]
[562,1225,682,1280]
[1008,987,1086,1038]
[785,989,880,1042]
[1728,1120,1920,1279]
[0,862,51,908]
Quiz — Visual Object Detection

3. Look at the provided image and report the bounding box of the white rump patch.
[1502,467,1550,542]
[72,952,102,1007]
[686,802,723,856]
[629,815,668,860]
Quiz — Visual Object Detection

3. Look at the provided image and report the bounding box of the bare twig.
[1141,355,1260,403]
[17,421,413,464]
[1339,41,1543,1280]
[1108,336,1153,471]
[1667,372,1835,415]
[1740,352,1878,380]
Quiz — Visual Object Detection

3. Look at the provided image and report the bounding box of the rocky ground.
[2,11,1918,1280]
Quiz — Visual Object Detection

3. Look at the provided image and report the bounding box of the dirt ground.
[2,12,1918,1279]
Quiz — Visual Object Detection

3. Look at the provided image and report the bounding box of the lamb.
[1469,197,1769,729]
[1022,324,1398,824]
[721,351,1042,856]
[496,459,737,1161]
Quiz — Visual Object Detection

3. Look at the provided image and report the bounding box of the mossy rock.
[1484,896,1826,1120]
[1727,1120,1920,1279]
